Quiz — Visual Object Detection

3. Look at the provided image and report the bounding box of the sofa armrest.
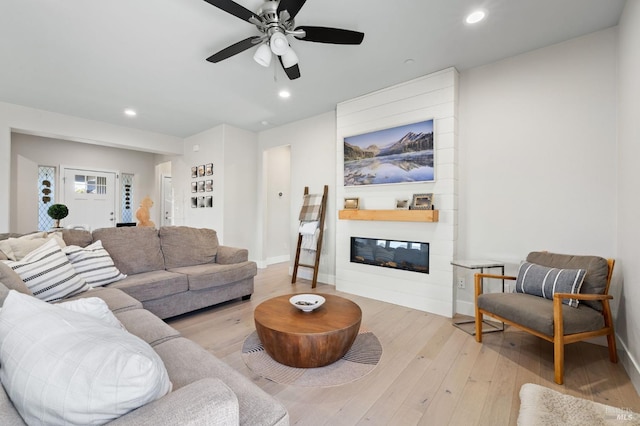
[109,378,239,426]
[216,245,248,264]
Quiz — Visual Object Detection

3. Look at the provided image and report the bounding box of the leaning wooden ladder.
[291,185,328,289]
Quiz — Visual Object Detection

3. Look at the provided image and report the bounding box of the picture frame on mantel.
[343,119,435,186]
[344,197,359,209]
[411,193,433,210]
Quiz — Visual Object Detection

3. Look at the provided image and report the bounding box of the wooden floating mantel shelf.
[338,209,439,222]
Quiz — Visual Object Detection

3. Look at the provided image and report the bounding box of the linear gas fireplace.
[350,237,429,274]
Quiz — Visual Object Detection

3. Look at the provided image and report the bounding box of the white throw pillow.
[63,240,127,287]
[57,297,125,330]
[2,238,89,302]
[0,291,171,426]
[0,232,67,261]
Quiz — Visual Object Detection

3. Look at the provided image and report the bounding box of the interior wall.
[335,68,458,317]
[222,125,258,256]
[10,133,158,233]
[257,112,336,281]
[456,28,618,315]
[264,145,291,264]
[617,0,640,393]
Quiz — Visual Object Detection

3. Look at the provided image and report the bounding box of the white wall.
[456,28,618,314]
[0,101,182,232]
[222,125,258,256]
[257,112,337,281]
[335,69,458,318]
[11,133,158,232]
[617,0,640,394]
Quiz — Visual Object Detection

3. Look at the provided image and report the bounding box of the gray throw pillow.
[515,262,586,308]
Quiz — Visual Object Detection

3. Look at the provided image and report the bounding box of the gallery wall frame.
[343,119,435,186]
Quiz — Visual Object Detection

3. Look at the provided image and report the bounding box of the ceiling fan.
[203,0,365,80]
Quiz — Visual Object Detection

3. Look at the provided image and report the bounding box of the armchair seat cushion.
[477,293,605,336]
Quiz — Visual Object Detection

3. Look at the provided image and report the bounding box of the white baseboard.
[617,337,640,396]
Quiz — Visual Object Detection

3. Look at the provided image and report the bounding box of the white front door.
[161,175,173,226]
[63,168,117,230]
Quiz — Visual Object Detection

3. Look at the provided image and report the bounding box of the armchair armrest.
[216,245,248,264]
[109,378,238,426]
[553,293,613,301]
[474,273,516,296]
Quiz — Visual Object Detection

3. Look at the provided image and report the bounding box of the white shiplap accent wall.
[335,68,458,318]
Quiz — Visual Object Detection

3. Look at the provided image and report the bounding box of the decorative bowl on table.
[289,294,325,312]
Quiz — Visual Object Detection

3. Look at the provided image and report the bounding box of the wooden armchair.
[474,252,617,385]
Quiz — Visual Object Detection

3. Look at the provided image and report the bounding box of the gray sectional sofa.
[0,226,288,425]
[68,225,257,319]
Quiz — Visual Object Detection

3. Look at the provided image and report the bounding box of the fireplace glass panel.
[350,237,429,274]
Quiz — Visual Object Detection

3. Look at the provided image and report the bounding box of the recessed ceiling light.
[278,90,291,99]
[404,59,415,65]
[261,120,270,126]
[124,108,137,117]
[466,10,486,24]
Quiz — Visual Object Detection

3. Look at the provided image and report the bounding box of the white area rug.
[518,383,640,425]
[242,329,382,387]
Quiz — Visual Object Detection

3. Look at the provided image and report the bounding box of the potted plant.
[47,204,69,228]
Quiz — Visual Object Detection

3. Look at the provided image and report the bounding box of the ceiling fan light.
[281,48,298,68]
[269,32,290,56]
[253,44,272,67]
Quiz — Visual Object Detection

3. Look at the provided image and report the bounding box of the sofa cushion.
[0,262,32,296]
[3,239,89,302]
[154,337,289,426]
[63,240,127,287]
[526,252,610,311]
[477,292,605,336]
[170,261,257,291]
[159,226,219,269]
[61,228,93,247]
[116,308,181,347]
[62,286,143,313]
[0,291,172,426]
[108,270,189,302]
[93,227,165,275]
[515,262,586,308]
[108,378,239,426]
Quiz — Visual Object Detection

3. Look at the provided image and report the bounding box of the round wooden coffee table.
[254,294,362,368]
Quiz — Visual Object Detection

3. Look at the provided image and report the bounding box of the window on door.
[74,175,107,194]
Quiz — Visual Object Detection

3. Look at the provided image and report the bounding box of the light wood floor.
[167,263,640,425]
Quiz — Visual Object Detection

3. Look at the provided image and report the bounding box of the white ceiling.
[0,0,625,137]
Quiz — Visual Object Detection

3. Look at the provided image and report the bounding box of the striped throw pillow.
[63,240,126,288]
[515,262,586,308]
[3,239,89,302]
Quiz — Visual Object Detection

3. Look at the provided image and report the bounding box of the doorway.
[161,174,173,226]
[264,145,291,265]
[62,167,117,230]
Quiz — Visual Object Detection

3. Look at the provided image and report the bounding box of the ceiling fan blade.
[202,0,260,24]
[206,36,261,63]
[277,0,307,20]
[279,57,301,80]
[295,26,364,45]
